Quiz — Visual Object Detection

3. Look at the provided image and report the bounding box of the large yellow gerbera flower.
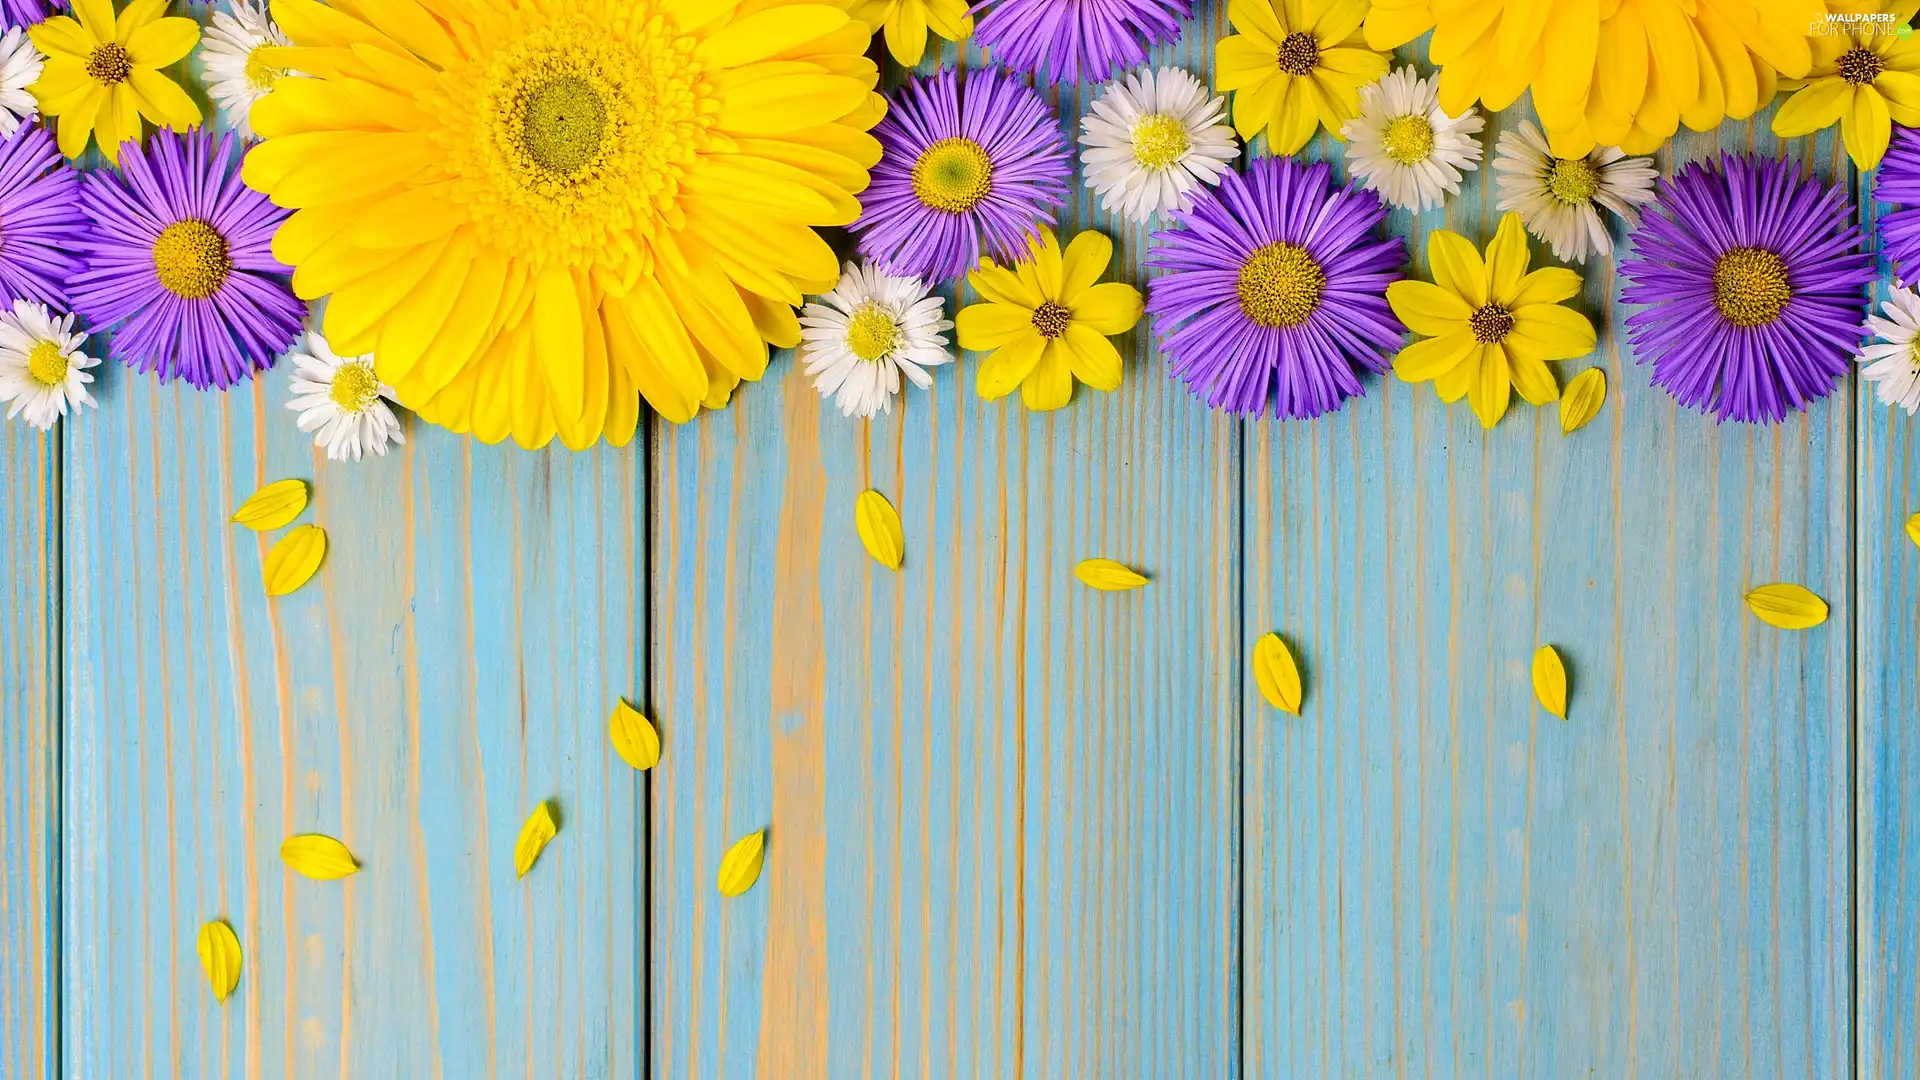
[1216,0,1391,155]
[1772,0,1920,169]
[27,0,202,163]
[243,0,885,449]
[1365,0,1596,147]
[842,0,971,66]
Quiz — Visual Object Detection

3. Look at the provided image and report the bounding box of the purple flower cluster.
[971,0,1192,83]
[1875,127,1920,276]
[0,123,84,308]
[3,0,62,30]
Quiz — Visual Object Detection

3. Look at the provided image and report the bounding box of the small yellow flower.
[1387,212,1597,429]
[843,0,972,67]
[1214,0,1390,155]
[957,230,1143,412]
[28,0,201,164]
[1771,0,1920,169]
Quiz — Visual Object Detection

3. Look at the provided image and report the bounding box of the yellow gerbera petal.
[1508,304,1597,362]
[1468,343,1512,428]
[955,302,1034,350]
[1842,84,1892,170]
[883,0,929,65]
[1386,279,1471,337]
[1228,0,1290,46]
[1072,281,1143,335]
[1019,341,1075,411]
[1771,75,1851,137]
[1506,348,1561,406]
[1059,230,1114,303]
[128,67,202,129]
[1392,330,1476,382]
[1508,267,1582,309]
[976,332,1045,400]
[1426,230,1487,308]
[1216,36,1279,91]
[125,15,199,68]
[1485,213,1531,306]
[70,0,114,40]
[1062,324,1124,392]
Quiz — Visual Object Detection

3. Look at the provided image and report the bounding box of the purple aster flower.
[1875,126,1920,276]
[971,0,1191,83]
[3,0,62,29]
[1619,154,1872,424]
[1145,156,1407,419]
[72,128,304,390]
[0,123,84,309]
[853,66,1071,285]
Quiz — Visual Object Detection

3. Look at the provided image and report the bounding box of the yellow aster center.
[151,219,232,301]
[85,42,132,85]
[25,341,66,387]
[329,362,381,413]
[1469,303,1514,344]
[244,46,286,92]
[1545,157,1601,205]
[1839,46,1884,86]
[1382,114,1435,165]
[1236,242,1324,328]
[912,137,994,214]
[1276,31,1320,76]
[1031,300,1071,339]
[1713,246,1791,328]
[845,305,900,361]
[1130,114,1190,170]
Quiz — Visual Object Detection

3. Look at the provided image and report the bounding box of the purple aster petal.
[0,123,85,309]
[1145,157,1408,420]
[1877,126,1920,274]
[71,128,304,391]
[1619,153,1872,424]
[969,0,1191,83]
[2,0,62,29]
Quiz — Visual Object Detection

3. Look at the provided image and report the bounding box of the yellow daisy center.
[1130,114,1190,170]
[1712,246,1792,328]
[1237,242,1324,328]
[1276,31,1320,76]
[85,42,133,86]
[245,45,286,92]
[912,137,994,213]
[329,362,381,413]
[1839,46,1884,86]
[25,340,66,387]
[1382,114,1434,165]
[1030,300,1072,340]
[845,305,900,361]
[1469,303,1514,344]
[151,219,232,300]
[1545,157,1601,205]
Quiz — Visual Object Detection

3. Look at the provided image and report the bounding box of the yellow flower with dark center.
[1772,0,1920,169]
[841,0,973,66]
[1215,0,1390,154]
[242,0,887,449]
[27,0,201,163]
[1387,212,1598,429]
[956,230,1143,411]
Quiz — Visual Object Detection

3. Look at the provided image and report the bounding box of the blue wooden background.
[2,5,1918,1077]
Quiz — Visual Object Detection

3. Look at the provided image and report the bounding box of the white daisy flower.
[799,261,954,419]
[1079,66,1239,225]
[1340,66,1484,213]
[0,300,96,431]
[1493,120,1658,264]
[199,0,293,141]
[285,331,406,461]
[1860,285,1920,415]
[0,26,44,137]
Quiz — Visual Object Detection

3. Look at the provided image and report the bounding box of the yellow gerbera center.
[1545,157,1601,205]
[845,305,900,361]
[85,42,133,85]
[151,219,232,300]
[1469,303,1514,344]
[1382,115,1434,165]
[1839,46,1884,86]
[329,362,381,413]
[1275,31,1320,76]
[1713,246,1792,328]
[521,75,609,178]
[1237,242,1324,328]
[1030,300,1072,339]
[244,46,286,92]
[25,341,66,387]
[1130,114,1190,170]
[912,137,994,213]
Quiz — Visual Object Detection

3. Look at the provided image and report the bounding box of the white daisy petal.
[799,261,954,420]
[0,27,44,136]
[1080,66,1241,225]
[1493,119,1658,265]
[199,0,297,142]
[0,300,96,432]
[282,328,408,461]
[1860,284,1920,416]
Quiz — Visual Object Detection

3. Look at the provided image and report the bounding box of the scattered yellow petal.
[609,699,661,771]
[197,920,242,1003]
[717,828,767,897]
[1744,583,1829,630]
[514,801,559,879]
[855,490,904,570]
[230,479,308,531]
[279,834,360,880]
[1074,558,1148,591]
[262,525,327,596]
[1251,632,1303,713]
[1907,513,1920,550]
[1558,369,1607,434]
[1531,645,1568,719]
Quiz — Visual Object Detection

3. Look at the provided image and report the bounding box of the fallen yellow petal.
[197,920,242,1003]
[514,801,559,879]
[230,479,308,531]
[1907,513,1919,550]
[1074,558,1148,591]
[1251,632,1302,713]
[1558,369,1606,434]
[262,525,327,596]
[1531,645,1568,719]
[855,490,904,570]
[609,698,661,771]
[1744,583,1829,630]
[279,834,360,880]
[717,828,767,897]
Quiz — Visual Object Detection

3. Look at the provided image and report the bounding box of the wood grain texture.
[60,370,646,1079]
[1,421,57,1080]
[1242,98,1855,1077]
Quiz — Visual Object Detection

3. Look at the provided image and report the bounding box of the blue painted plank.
[1,420,57,1080]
